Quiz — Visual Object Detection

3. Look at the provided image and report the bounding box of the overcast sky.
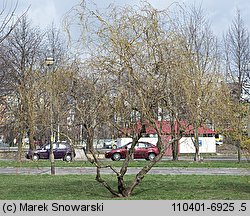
[13,0,250,37]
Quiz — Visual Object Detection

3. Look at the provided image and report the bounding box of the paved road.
[0,167,249,175]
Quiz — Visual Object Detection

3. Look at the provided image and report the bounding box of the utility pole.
[46,57,55,175]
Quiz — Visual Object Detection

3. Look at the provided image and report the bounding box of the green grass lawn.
[0,174,249,200]
[0,159,249,168]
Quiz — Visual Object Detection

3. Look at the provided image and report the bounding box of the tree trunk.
[194,145,200,161]
[172,140,179,161]
[117,176,130,197]
[28,126,35,151]
[193,128,201,161]
[124,151,165,197]
[50,150,55,175]
[237,141,241,163]
[86,127,94,153]
[17,134,24,162]
[171,118,178,161]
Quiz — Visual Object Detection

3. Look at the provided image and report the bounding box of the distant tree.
[224,10,250,100]
[0,1,28,107]
[223,10,250,162]
[174,4,221,161]
[69,60,109,153]
[42,25,70,174]
[2,16,43,160]
[0,1,27,44]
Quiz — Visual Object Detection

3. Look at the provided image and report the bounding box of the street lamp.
[45,57,55,175]
[246,62,250,138]
[45,57,54,66]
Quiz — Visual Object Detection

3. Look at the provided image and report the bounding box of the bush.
[241,138,250,162]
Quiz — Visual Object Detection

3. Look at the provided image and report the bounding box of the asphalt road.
[0,167,249,175]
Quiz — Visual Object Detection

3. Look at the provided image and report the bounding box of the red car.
[105,141,159,161]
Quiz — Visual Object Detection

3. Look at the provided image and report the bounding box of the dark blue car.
[26,142,76,162]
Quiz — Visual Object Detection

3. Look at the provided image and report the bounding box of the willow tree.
[65,1,192,197]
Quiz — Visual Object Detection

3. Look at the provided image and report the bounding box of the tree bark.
[193,127,201,161]
[172,140,179,161]
[237,141,241,163]
[85,126,94,153]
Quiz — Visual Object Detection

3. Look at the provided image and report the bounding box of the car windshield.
[120,142,153,149]
[40,143,63,150]
[43,144,57,150]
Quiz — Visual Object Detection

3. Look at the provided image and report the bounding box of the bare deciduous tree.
[174,4,221,161]
[224,10,250,99]
[0,0,28,110]
[224,10,250,162]
[0,0,28,44]
[2,16,43,160]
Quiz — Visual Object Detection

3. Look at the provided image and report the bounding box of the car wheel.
[112,153,121,161]
[148,153,156,161]
[64,154,72,162]
[32,154,39,161]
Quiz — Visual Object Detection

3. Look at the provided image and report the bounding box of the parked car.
[105,141,159,161]
[25,142,76,162]
[103,140,117,149]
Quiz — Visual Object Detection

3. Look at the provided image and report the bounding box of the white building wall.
[118,136,216,153]
[179,137,216,153]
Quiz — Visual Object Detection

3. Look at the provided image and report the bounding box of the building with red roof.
[119,120,216,156]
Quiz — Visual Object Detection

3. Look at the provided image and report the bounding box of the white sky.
[11,0,250,37]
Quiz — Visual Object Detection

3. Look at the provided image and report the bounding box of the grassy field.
[0,174,249,200]
[0,159,249,168]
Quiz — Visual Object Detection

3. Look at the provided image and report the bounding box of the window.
[138,143,146,148]
[45,144,57,150]
[58,144,67,149]
[145,143,152,148]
